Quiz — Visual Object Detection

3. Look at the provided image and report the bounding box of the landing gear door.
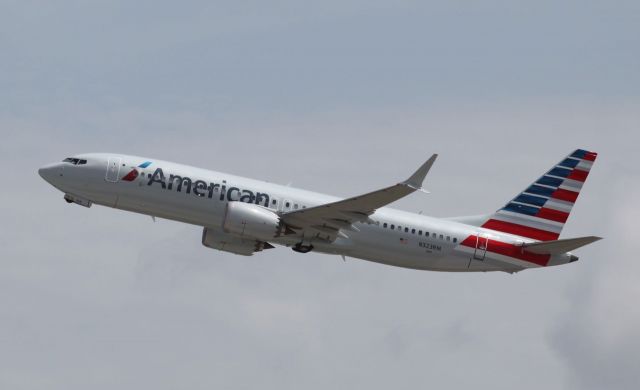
[106,157,122,182]
[473,233,489,261]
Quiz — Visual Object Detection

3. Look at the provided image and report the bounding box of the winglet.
[403,154,438,190]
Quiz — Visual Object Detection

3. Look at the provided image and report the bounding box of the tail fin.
[482,149,597,241]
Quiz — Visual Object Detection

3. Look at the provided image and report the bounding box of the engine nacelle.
[223,201,281,241]
[202,227,274,256]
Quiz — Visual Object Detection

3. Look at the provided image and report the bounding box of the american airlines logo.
[146,167,272,206]
[122,161,153,182]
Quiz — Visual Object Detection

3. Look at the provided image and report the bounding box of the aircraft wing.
[280,154,437,240]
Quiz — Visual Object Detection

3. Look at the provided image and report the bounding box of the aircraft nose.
[38,163,61,184]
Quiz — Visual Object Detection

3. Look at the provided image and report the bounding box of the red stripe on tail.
[567,169,589,182]
[482,219,560,241]
[551,188,579,203]
[535,207,570,223]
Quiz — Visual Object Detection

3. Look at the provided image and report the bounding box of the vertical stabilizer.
[482,149,597,241]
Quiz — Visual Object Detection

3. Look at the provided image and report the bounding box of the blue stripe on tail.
[502,203,540,216]
[547,167,572,178]
[558,158,580,168]
[514,194,548,207]
[524,184,555,197]
[537,176,563,187]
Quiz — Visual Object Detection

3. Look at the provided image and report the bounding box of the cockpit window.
[63,158,87,165]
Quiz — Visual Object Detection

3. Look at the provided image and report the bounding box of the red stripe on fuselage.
[460,236,550,266]
[551,188,579,203]
[535,207,569,223]
[481,219,560,241]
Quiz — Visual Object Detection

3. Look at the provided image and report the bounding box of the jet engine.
[202,227,274,256]
[223,201,282,241]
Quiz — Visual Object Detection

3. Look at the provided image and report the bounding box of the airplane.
[38,149,601,273]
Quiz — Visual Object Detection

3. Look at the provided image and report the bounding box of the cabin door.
[473,233,489,261]
[105,157,122,182]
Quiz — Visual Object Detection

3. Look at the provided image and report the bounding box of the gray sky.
[1,1,639,389]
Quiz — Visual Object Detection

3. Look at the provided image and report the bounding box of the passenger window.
[418,230,422,235]
[383,223,388,228]
[390,225,395,230]
[272,199,277,205]
[404,227,408,233]
[439,234,444,240]
[411,229,415,234]
[446,236,450,241]
[432,233,436,238]
[294,204,299,209]
[286,202,290,208]
[453,237,458,243]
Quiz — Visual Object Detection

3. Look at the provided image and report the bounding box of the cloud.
[550,172,640,389]
[2,99,637,389]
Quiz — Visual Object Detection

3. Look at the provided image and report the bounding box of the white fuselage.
[39,153,573,273]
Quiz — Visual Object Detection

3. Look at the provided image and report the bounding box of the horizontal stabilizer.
[521,236,602,255]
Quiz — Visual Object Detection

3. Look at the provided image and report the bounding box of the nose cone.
[38,163,61,185]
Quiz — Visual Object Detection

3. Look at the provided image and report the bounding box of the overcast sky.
[1,1,639,389]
